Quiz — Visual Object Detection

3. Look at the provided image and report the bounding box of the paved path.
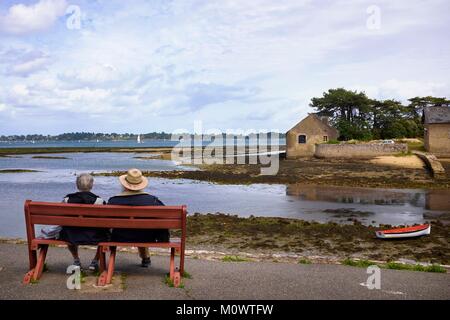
[0,243,448,300]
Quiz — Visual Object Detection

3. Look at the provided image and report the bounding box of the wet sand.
[96,157,450,189]
[3,214,448,266]
[177,214,449,265]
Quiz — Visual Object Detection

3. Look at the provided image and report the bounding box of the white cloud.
[11,84,29,96]
[351,79,449,103]
[0,0,449,134]
[9,55,49,76]
[0,0,67,34]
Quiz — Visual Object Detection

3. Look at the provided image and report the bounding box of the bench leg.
[169,247,181,287]
[99,247,106,273]
[169,247,175,280]
[27,248,37,271]
[32,245,48,281]
[106,246,116,285]
[179,245,185,275]
[97,246,110,286]
[23,269,35,284]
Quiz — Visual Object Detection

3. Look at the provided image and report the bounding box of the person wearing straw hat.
[107,168,169,267]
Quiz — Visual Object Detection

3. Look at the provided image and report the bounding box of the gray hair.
[76,173,94,191]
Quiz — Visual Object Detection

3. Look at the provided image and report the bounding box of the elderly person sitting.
[58,173,109,271]
[107,168,169,267]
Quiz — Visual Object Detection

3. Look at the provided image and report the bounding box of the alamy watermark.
[66,4,82,30]
[362,265,381,290]
[366,5,381,30]
[170,121,281,176]
[66,265,81,290]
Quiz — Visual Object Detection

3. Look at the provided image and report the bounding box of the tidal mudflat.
[1,151,449,266]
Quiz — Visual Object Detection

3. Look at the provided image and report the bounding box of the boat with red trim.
[376,224,431,239]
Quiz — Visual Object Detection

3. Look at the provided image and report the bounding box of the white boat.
[376,224,431,239]
[137,134,141,143]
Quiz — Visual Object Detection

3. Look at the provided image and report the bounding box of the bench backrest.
[24,200,187,241]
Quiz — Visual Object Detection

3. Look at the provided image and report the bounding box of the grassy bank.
[2,213,448,269]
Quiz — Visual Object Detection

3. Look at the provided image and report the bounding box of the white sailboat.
[137,134,141,144]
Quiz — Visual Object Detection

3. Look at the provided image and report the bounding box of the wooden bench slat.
[30,215,182,229]
[98,241,181,248]
[31,239,69,246]
[29,203,183,219]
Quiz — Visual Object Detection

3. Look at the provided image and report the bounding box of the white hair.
[76,173,94,191]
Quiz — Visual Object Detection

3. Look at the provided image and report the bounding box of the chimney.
[320,116,329,126]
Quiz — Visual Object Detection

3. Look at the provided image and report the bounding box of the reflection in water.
[287,184,450,213]
[425,190,450,211]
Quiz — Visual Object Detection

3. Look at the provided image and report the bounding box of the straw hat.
[119,168,148,191]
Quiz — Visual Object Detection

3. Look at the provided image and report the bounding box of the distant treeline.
[311,89,450,141]
[0,131,286,142]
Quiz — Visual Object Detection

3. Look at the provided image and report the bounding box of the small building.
[286,113,339,159]
[424,106,450,156]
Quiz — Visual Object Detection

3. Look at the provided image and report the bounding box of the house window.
[323,135,328,142]
[298,135,306,144]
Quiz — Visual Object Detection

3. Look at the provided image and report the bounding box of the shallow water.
[0,152,449,238]
[0,138,286,149]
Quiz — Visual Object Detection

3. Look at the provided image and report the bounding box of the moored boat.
[376,224,431,239]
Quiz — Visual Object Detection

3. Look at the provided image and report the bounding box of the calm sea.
[0,138,286,149]
[0,152,448,238]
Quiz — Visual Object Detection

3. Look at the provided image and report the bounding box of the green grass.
[80,270,88,284]
[164,275,185,288]
[342,258,376,268]
[406,141,425,152]
[386,262,446,273]
[182,270,192,279]
[298,258,312,264]
[120,273,127,290]
[343,258,446,273]
[221,255,250,262]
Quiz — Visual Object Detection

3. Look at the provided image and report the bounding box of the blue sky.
[0,0,449,134]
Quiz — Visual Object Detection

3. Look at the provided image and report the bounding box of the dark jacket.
[59,192,110,245]
[108,193,169,243]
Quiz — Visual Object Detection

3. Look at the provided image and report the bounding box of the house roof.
[424,106,450,124]
[287,113,338,134]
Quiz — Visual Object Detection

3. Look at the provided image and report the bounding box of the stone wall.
[425,123,450,156]
[314,143,408,159]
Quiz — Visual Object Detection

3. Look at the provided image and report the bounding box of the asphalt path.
[0,243,448,300]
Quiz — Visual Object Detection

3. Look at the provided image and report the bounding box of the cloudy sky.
[0,0,449,134]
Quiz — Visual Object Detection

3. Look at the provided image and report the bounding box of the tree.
[309,90,443,140]
[310,88,373,140]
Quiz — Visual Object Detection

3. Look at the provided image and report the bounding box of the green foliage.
[343,258,446,273]
[326,139,340,144]
[342,258,376,268]
[298,258,312,264]
[164,275,185,288]
[221,255,249,262]
[310,90,449,140]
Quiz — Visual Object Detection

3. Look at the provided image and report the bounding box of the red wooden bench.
[23,200,187,287]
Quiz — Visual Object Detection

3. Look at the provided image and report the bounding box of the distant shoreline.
[0,146,176,155]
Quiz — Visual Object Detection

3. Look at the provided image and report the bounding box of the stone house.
[286,113,339,158]
[424,106,450,156]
